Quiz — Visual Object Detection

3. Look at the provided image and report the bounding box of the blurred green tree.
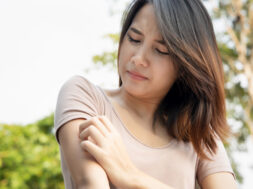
[210,0,253,182]
[1,0,252,188]
[210,0,253,137]
[0,114,64,189]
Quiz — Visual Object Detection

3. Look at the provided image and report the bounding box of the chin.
[122,81,148,97]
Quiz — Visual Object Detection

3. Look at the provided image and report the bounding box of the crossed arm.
[58,118,237,189]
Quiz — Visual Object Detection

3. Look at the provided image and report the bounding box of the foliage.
[1,0,252,188]
[92,33,119,68]
[0,114,64,189]
[213,0,253,182]
[212,0,253,139]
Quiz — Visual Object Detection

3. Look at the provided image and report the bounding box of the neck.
[117,86,162,122]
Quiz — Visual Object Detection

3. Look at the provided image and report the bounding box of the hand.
[79,116,138,189]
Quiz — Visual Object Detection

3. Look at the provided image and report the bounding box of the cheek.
[153,63,178,84]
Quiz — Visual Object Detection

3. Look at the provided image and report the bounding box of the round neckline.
[96,85,174,150]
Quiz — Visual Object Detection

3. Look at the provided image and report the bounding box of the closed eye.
[156,48,170,55]
[127,34,140,43]
[127,33,170,55]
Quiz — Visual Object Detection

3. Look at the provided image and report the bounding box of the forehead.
[130,4,162,36]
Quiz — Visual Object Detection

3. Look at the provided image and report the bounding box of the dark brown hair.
[118,0,230,159]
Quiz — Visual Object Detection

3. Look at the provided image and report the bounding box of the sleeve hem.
[197,167,236,184]
[54,114,92,144]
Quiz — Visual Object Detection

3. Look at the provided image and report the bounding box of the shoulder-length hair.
[117,0,230,159]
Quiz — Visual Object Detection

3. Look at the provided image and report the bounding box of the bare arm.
[200,172,237,189]
[58,119,110,189]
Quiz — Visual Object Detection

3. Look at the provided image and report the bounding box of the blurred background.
[0,0,252,188]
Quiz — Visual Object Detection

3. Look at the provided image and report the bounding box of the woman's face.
[118,4,178,101]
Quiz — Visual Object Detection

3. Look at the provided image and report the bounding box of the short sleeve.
[196,138,235,184]
[54,75,101,144]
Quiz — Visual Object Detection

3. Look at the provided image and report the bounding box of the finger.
[79,117,110,136]
[79,119,90,134]
[80,140,104,161]
[92,116,110,136]
[99,116,117,133]
[79,125,104,146]
[88,136,96,144]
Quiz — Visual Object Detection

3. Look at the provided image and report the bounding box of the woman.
[54,0,237,188]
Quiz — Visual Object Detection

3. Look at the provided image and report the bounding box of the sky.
[0,0,125,125]
[0,0,252,188]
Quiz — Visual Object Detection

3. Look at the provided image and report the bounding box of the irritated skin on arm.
[58,119,110,189]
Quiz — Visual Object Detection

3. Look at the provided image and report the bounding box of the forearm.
[130,169,175,189]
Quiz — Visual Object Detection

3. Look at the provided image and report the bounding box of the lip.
[127,71,148,80]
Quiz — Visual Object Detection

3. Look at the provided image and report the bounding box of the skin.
[116,4,178,127]
[58,119,111,189]
[79,4,179,187]
[59,3,237,189]
[100,2,178,146]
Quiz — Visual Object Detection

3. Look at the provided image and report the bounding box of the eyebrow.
[129,27,166,45]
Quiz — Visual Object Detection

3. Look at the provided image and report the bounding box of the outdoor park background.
[0,0,252,188]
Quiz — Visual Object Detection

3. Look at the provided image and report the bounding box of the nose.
[131,45,149,67]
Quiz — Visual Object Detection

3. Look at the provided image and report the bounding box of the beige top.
[54,75,234,189]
